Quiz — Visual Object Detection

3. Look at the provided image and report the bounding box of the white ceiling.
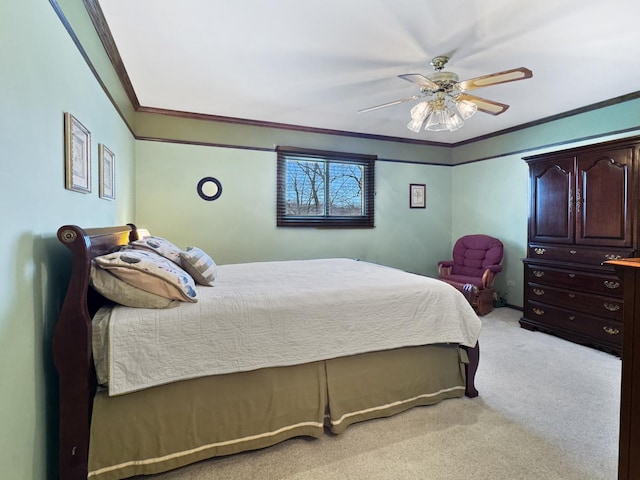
[97,0,640,144]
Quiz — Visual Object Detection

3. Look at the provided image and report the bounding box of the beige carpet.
[136,308,621,480]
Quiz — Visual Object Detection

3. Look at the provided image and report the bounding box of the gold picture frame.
[98,144,115,200]
[64,112,91,193]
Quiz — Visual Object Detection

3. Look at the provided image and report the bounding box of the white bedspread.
[93,258,481,396]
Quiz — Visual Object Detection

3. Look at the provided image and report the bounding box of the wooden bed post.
[463,342,479,398]
[54,226,95,480]
[53,225,135,480]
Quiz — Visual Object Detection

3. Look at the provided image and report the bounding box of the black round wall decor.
[197,177,223,201]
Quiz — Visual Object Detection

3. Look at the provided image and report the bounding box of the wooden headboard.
[53,223,140,480]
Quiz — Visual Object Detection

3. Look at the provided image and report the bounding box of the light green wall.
[453,99,640,165]
[53,0,136,128]
[135,141,453,275]
[0,1,135,479]
[135,111,453,165]
[6,2,640,479]
[451,155,530,306]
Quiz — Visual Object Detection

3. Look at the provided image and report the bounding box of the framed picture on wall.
[64,112,91,193]
[98,144,115,200]
[410,183,426,208]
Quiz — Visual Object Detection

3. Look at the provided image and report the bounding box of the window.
[277,147,375,228]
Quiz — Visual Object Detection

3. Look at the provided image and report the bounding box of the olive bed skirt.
[89,344,467,480]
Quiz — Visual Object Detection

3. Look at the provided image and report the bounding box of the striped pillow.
[180,246,217,286]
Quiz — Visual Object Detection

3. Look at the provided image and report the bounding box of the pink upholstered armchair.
[437,234,504,314]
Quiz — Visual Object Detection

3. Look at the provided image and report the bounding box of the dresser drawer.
[525,264,623,297]
[527,283,623,320]
[528,244,634,266]
[525,300,623,347]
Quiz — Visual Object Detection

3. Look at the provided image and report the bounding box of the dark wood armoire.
[521,136,640,355]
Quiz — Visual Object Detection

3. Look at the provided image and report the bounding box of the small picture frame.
[98,144,115,200]
[410,183,426,208]
[64,112,91,193]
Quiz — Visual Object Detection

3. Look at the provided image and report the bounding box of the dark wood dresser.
[605,259,640,480]
[521,136,640,355]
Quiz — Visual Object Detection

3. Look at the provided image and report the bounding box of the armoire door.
[576,147,633,247]
[528,156,575,244]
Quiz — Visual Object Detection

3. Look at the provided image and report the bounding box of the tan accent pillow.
[180,246,217,286]
[90,263,181,309]
[130,236,183,265]
[94,250,198,303]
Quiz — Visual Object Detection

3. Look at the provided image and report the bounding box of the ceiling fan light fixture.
[455,98,478,120]
[407,101,431,133]
[446,111,464,132]
[425,108,450,132]
[407,117,426,133]
[365,56,532,135]
[447,112,464,132]
[410,101,431,119]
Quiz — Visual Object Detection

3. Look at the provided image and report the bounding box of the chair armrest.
[438,260,454,267]
[438,260,454,276]
[481,265,502,289]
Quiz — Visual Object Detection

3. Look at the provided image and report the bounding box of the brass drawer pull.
[604,254,622,261]
[532,308,544,316]
[604,303,621,312]
[568,316,575,321]
[534,248,546,255]
[569,250,577,254]
[568,273,576,278]
[568,293,576,298]
[604,281,620,289]
[603,326,620,335]
[532,270,544,278]
[533,288,545,296]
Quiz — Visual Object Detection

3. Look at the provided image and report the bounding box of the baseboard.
[504,303,523,311]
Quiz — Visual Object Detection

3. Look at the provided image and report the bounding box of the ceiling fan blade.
[457,93,509,116]
[456,67,532,91]
[358,95,419,113]
[397,73,439,90]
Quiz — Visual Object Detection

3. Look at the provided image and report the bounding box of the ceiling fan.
[358,56,533,132]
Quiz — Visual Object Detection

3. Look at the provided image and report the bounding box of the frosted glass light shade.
[456,99,478,119]
[407,98,474,133]
[425,109,449,131]
[407,117,425,132]
[446,111,464,131]
[410,101,430,119]
[407,102,431,132]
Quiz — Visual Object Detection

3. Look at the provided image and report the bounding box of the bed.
[53,223,482,480]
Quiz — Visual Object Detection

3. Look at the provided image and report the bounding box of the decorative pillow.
[179,246,217,286]
[94,250,198,302]
[130,236,183,265]
[90,263,181,309]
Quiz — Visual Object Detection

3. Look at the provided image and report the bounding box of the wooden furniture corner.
[607,258,640,480]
